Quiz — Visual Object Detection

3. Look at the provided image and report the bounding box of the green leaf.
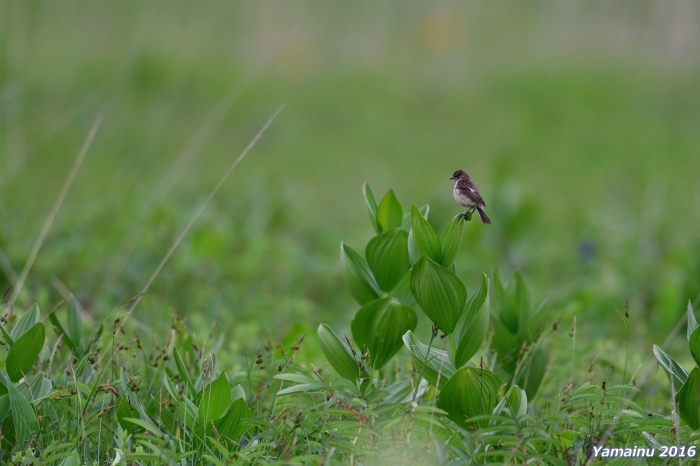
[437,366,502,428]
[174,347,196,396]
[48,308,75,352]
[388,272,415,306]
[688,301,698,342]
[402,331,455,389]
[690,328,700,368]
[214,398,250,442]
[653,344,689,391]
[317,324,363,380]
[0,324,14,347]
[199,372,230,427]
[409,204,441,264]
[10,303,40,341]
[366,229,410,292]
[340,242,381,305]
[67,295,83,348]
[7,322,45,382]
[376,190,403,233]
[351,298,417,369]
[453,273,489,367]
[402,204,429,231]
[516,341,549,399]
[122,417,163,437]
[7,377,39,447]
[677,367,700,430]
[492,269,518,334]
[363,183,381,234]
[410,255,466,334]
[439,214,464,267]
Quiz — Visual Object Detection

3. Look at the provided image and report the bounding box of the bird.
[450,170,491,224]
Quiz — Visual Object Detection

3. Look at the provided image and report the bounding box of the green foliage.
[654,302,700,431]
[490,269,553,398]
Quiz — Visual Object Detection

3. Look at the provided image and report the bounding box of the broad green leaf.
[410,255,466,334]
[174,347,196,396]
[492,269,518,334]
[231,384,246,401]
[653,344,689,391]
[48,309,75,352]
[494,385,528,416]
[410,204,441,264]
[376,189,403,233]
[214,398,250,442]
[389,272,415,306]
[366,229,410,292]
[677,367,700,430]
[11,303,40,341]
[688,301,698,342]
[453,273,489,367]
[363,183,381,234]
[690,327,700,367]
[7,378,39,447]
[351,298,417,369]
[121,417,163,437]
[340,242,381,305]
[402,204,429,231]
[440,214,464,267]
[437,366,502,428]
[7,322,45,382]
[516,341,549,399]
[58,449,81,466]
[318,324,364,380]
[199,372,230,427]
[67,295,83,348]
[0,394,9,423]
[402,331,455,389]
[0,324,14,347]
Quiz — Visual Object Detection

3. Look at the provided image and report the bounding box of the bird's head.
[450,170,469,181]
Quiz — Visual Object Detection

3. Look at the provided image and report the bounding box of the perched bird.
[450,170,491,224]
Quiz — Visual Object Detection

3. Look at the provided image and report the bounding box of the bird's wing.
[460,180,486,206]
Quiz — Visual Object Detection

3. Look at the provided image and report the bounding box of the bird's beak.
[449,177,454,180]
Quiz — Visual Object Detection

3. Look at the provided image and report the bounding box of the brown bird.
[450,170,491,224]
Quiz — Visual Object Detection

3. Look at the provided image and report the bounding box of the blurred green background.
[1,1,699,353]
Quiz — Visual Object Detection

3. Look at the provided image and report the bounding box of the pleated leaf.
[318,324,363,380]
[376,189,403,233]
[402,204,429,231]
[340,242,381,305]
[199,372,230,427]
[366,229,410,292]
[410,204,441,264]
[351,298,417,369]
[410,255,466,334]
[439,214,464,267]
[7,322,45,382]
[653,344,689,391]
[11,304,40,341]
[402,331,455,389]
[677,367,700,430]
[453,273,489,367]
[214,398,250,442]
[362,183,381,234]
[7,379,39,447]
[690,327,700,368]
[437,366,502,429]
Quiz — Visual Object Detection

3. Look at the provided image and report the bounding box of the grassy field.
[1,2,700,463]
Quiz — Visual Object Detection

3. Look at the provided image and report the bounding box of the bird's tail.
[477,207,491,225]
